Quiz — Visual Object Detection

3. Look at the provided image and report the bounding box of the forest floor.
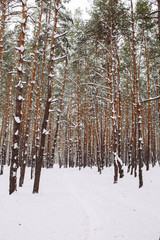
[0,165,160,240]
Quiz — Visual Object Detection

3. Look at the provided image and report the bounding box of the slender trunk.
[131,0,138,178]
[30,10,51,178]
[0,0,6,115]
[76,62,82,169]
[131,0,143,187]
[9,0,27,194]
[51,60,67,163]
[83,57,88,168]
[21,0,44,184]
[144,38,152,171]
[109,24,118,183]
[33,0,60,194]
[158,0,160,42]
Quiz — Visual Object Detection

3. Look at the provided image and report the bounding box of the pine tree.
[9,0,28,195]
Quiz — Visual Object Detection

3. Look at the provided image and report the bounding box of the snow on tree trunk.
[0,0,6,116]
[9,0,27,195]
[33,0,60,194]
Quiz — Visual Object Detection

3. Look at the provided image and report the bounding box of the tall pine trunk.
[33,0,60,194]
[9,0,27,194]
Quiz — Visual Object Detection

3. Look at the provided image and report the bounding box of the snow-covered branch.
[142,95,160,103]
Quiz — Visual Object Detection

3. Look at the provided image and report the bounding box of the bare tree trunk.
[19,0,44,188]
[131,0,143,187]
[76,61,82,169]
[33,0,60,194]
[51,60,67,164]
[158,0,160,42]
[144,37,152,171]
[0,0,6,115]
[9,0,27,194]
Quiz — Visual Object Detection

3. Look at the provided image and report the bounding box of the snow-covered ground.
[0,165,160,240]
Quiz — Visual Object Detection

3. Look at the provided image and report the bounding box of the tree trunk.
[9,0,27,195]
[33,0,60,194]
[0,0,6,115]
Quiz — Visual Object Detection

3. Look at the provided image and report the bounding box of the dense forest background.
[0,0,160,194]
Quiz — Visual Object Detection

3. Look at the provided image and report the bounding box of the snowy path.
[63,171,103,240]
[0,166,160,240]
[62,167,160,240]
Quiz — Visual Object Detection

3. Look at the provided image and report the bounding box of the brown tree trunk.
[131,0,143,187]
[0,0,6,114]
[158,0,160,42]
[19,0,44,188]
[0,71,14,174]
[9,0,27,195]
[51,59,67,164]
[30,8,51,178]
[76,61,82,169]
[33,0,60,194]
[109,24,118,183]
[144,37,152,171]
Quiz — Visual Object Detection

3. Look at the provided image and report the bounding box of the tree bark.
[19,0,44,188]
[0,0,6,115]
[9,0,27,194]
[33,0,60,194]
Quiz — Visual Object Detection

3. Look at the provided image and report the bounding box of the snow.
[12,171,17,177]
[14,116,21,124]
[22,0,27,4]
[110,116,116,120]
[55,5,61,11]
[114,152,123,166]
[42,129,50,135]
[16,46,25,53]
[13,143,18,149]
[19,19,26,24]
[0,166,160,240]
[15,130,19,135]
[52,55,66,61]
[16,80,23,89]
[17,65,23,72]
[13,163,17,168]
[18,95,24,101]
[49,73,54,78]
[54,31,68,39]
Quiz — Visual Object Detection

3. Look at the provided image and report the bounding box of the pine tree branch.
[143,95,160,102]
